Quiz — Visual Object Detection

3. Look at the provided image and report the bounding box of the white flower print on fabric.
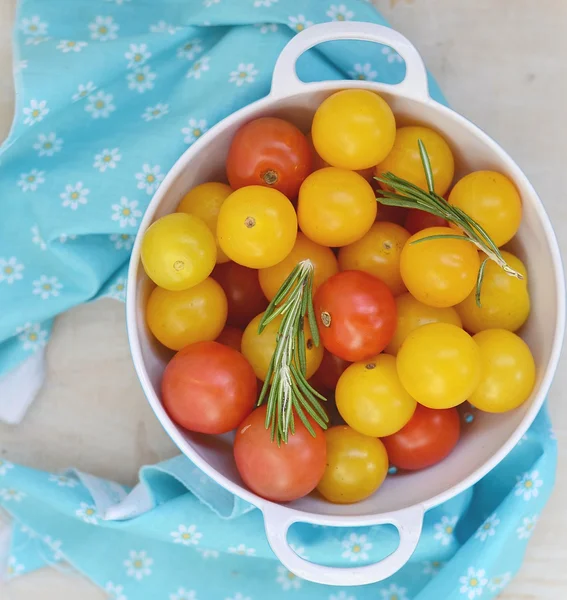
[20,524,37,538]
[290,544,308,559]
[197,548,219,559]
[517,514,539,540]
[186,56,210,79]
[349,63,377,81]
[256,23,278,34]
[127,66,157,93]
[229,63,258,86]
[108,278,127,301]
[56,40,88,53]
[341,533,372,562]
[474,512,500,542]
[105,582,127,600]
[422,560,444,576]
[487,572,512,593]
[61,182,89,210]
[94,148,122,172]
[171,524,203,546]
[48,474,78,487]
[76,502,99,524]
[110,233,134,250]
[182,118,208,144]
[135,164,164,195]
[177,39,202,60]
[15,59,28,73]
[433,515,457,546]
[254,0,278,6]
[228,544,256,556]
[16,323,47,351]
[112,197,143,228]
[142,103,169,121]
[326,4,355,21]
[170,588,196,600]
[0,257,24,284]
[33,132,63,157]
[18,169,45,192]
[89,16,119,41]
[226,594,250,600]
[6,556,24,580]
[0,459,14,476]
[382,46,404,64]
[20,15,47,36]
[72,81,96,102]
[105,0,131,4]
[0,488,26,502]
[32,275,63,300]
[288,15,313,32]
[459,567,488,599]
[380,584,408,600]
[329,591,356,600]
[549,426,557,441]
[276,565,301,590]
[58,233,77,243]
[25,36,51,46]
[43,536,64,561]
[125,43,151,68]
[514,470,543,501]
[149,21,180,35]
[23,99,49,125]
[31,225,47,250]
[124,550,153,580]
[85,91,115,118]
[203,0,221,6]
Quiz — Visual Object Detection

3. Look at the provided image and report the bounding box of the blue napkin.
[0,0,557,598]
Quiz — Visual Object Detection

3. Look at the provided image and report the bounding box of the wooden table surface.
[1,1,566,598]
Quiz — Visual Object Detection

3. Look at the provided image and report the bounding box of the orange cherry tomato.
[338,222,411,296]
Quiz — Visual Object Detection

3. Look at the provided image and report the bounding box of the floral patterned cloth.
[0,0,558,598]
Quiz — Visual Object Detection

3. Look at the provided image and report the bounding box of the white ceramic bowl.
[127,22,565,586]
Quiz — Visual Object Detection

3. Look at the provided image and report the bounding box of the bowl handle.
[262,503,424,586]
[271,21,430,102]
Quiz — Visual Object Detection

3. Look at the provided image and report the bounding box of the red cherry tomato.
[314,270,397,362]
[315,350,351,390]
[381,404,461,471]
[212,262,268,328]
[216,326,243,352]
[404,209,448,235]
[233,405,327,502]
[162,341,257,434]
[226,117,312,198]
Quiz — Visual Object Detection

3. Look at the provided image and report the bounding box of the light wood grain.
[1,1,566,598]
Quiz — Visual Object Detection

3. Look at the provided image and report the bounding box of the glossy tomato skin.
[314,270,397,362]
[316,350,351,391]
[212,262,268,328]
[162,341,257,434]
[381,404,461,471]
[233,405,327,502]
[216,326,243,352]
[404,209,448,235]
[226,117,312,199]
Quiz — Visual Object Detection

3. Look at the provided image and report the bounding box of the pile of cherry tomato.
[140,88,535,505]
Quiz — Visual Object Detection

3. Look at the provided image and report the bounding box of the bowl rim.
[126,79,566,523]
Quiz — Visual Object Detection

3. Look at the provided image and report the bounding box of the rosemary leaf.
[418,139,435,194]
[476,257,489,308]
[410,234,478,245]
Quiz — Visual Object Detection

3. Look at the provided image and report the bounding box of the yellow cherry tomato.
[397,322,481,409]
[400,226,480,307]
[141,213,217,291]
[338,222,411,296]
[375,126,455,197]
[241,312,323,381]
[386,292,462,355]
[448,171,522,247]
[177,181,233,264]
[312,90,396,170]
[336,354,416,437]
[298,167,377,247]
[471,329,536,413]
[456,251,530,333]
[317,426,389,504]
[217,186,297,269]
[146,278,227,350]
[258,233,339,301]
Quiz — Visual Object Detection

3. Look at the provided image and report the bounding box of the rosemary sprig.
[257,259,328,445]
[375,140,523,306]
